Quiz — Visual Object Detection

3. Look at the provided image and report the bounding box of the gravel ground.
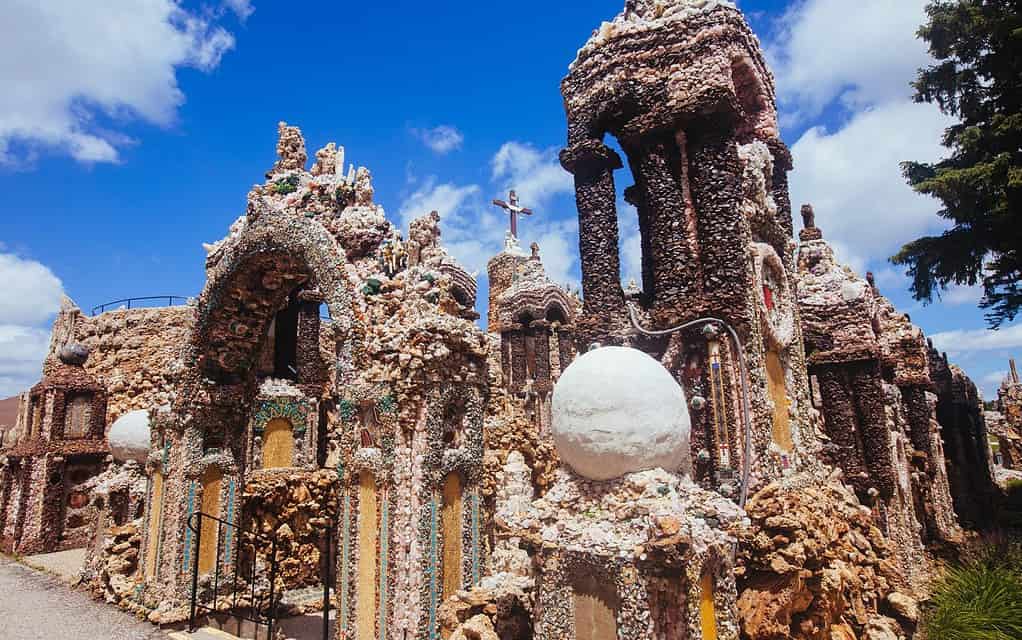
[0,556,168,640]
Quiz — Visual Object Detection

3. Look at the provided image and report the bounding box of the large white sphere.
[552,346,691,481]
[108,410,151,463]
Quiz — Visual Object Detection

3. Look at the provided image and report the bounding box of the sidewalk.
[0,556,168,640]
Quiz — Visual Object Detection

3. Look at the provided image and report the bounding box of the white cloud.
[789,100,954,268]
[0,325,51,397]
[397,178,480,231]
[397,142,583,286]
[980,370,1010,398]
[0,252,63,396]
[412,125,464,155]
[0,0,240,166]
[491,142,574,210]
[768,0,932,123]
[0,254,64,325]
[942,282,984,306]
[617,200,643,286]
[929,324,1022,359]
[223,0,255,20]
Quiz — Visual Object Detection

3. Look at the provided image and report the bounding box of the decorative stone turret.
[560,0,814,491]
[0,299,110,555]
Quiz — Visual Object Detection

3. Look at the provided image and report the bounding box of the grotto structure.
[0,2,1008,640]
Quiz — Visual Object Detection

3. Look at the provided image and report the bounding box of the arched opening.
[441,472,464,602]
[442,402,465,449]
[356,472,378,640]
[699,571,718,640]
[731,57,769,143]
[198,467,222,575]
[145,472,164,580]
[262,418,295,469]
[573,572,619,640]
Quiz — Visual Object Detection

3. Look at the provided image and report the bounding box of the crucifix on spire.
[492,190,534,238]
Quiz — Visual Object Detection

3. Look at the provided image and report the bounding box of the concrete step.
[168,627,244,640]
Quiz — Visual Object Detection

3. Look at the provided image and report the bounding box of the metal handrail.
[91,296,189,316]
[186,511,336,640]
[187,511,280,640]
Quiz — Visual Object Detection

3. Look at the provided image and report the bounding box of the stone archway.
[186,214,360,386]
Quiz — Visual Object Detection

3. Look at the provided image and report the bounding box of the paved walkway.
[0,556,168,640]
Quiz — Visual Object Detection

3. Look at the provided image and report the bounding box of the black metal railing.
[91,296,189,316]
[187,511,279,640]
[187,511,335,640]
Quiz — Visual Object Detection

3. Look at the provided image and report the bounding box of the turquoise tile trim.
[378,492,389,640]
[223,479,236,565]
[471,491,481,586]
[182,480,196,573]
[340,493,351,634]
[428,495,440,640]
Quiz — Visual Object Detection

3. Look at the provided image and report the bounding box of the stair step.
[168,627,243,640]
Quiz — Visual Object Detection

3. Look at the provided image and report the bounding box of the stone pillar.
[1011,358,1019,384]
[296,292,323,383]
[531,321,551,386]
[901,386,933,456]
[815,364,895,499]
[486,251,529,333]
[686,129,751,329]
[767,139,795,238]
[560,139,624,341]
[509,330,527,394]
[628,136,701,316]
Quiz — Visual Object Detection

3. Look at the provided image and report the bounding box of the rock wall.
[75,307,193,423]
[241,469,339,593]
[737,474,918,640]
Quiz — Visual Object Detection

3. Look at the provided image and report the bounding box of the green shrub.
[274,174,299,195]
[923,541,1022,640]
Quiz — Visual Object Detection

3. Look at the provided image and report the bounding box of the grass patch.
[922,539,1022,640]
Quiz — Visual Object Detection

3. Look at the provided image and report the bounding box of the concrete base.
[23,547,87,583]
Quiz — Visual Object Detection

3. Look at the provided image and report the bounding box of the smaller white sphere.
[108,410,151,463]
[552,346,691,481]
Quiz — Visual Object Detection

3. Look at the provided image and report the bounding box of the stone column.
[560,139,624,341]
[296,291,323,383]
[767,139,795,238]
[686,129,751,328]
[629,136,701,317]
[901,386,933,456]
[531,321,551,386]
[509,329,527,394]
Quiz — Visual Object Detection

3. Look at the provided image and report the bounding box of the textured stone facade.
[560,0,817,502]
[0,3,1012,640]
[0,322,110,555]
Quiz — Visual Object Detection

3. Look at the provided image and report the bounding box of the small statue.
[801,204,816,229]
[379,230,408,277]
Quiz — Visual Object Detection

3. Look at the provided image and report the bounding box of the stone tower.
[559,0,814,488]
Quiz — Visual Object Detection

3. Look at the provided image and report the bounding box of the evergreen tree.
[892,0,1022,328]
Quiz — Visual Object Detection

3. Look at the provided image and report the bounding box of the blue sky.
[0,0,1019,399]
